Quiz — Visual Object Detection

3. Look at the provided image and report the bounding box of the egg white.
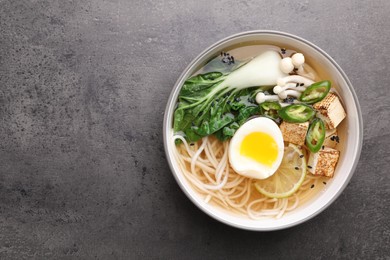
[228,117,284,180]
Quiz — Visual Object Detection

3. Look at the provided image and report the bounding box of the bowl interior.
[163,31,362,231]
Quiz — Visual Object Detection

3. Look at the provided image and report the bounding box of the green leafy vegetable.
[173,50,287,142]
[175,82,260,142]
[173,51,285,142]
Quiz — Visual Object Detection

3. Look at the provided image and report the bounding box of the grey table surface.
[1,0,389,259]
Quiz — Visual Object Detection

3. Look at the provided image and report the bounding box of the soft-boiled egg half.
[228,117,284,180]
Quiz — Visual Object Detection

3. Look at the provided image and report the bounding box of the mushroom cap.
[255,92,266,104]
[280,57,294,74]
[292,53,305,67]
[273,85,283,94]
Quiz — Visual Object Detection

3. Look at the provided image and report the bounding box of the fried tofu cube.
[323,129,339,149]
[280,121,309,146]
[313,93,346,129]
[308,147,340,177]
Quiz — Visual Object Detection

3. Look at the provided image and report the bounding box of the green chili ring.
[259,101,281,119]
[306,118,326,153]
[278,104,315,123]
[299,80,331,104]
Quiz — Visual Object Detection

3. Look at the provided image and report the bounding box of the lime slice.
[254,144,306,198]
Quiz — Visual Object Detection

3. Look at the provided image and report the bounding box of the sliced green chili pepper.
[278,104,315,123]
[299,80,331,104]
[306,118,326,153]
[259,101,281,119]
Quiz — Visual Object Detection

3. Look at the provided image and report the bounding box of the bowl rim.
[163,30,363,231]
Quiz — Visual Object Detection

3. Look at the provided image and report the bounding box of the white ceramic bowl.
[163,31,363,231]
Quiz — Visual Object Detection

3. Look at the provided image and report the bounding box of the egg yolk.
[240,132,278,167]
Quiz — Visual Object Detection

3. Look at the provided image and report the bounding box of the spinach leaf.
[173,72,262,142]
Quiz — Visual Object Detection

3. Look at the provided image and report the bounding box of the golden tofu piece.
[313,93,346,129]
[323,129,339,149]
[280,121,309,146]
[308,147,340,178]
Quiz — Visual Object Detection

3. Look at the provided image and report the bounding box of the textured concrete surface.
[0,0,389,259]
